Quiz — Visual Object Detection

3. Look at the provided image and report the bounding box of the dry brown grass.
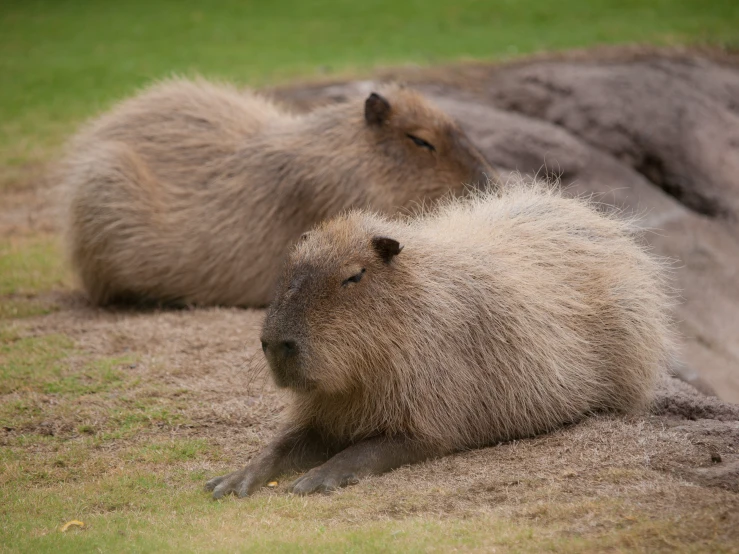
[2,277,738,551]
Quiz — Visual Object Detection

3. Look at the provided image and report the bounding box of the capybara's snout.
[261,335,308,389]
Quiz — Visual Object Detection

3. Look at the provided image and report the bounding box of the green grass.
[0,477,544,553]
[0,332,75,395]
[1,0,738,181]
[0,297,60,319]
[0,236,69,296]
[0,235,70,320]
[1,464,735,553]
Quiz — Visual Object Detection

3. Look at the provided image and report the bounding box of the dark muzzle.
[261,338,306,389]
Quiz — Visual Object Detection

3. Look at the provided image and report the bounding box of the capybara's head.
[359,85,495,192]
[260,212,406,395]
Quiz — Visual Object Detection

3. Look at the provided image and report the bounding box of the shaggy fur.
[205,178,676,498]
[61,78,494,307]
[267,178,676,451]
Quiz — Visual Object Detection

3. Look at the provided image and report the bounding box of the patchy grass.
[0,332,75,394]
[0,235,70,320]
[125,438,211,464]
[0,307,737,553]
[1,303,737,551]
[0,235,69,296]
[1,0,738,184]
[1,457,737,553]
[0,296,61,320]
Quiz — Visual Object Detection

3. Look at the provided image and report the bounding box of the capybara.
[205,178,675,497]
[62,78,495,307]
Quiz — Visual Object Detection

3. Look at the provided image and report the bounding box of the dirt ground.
[2,46,739,550]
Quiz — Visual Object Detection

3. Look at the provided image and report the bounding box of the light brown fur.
[61,78,494,307]
[205,178,676,498]
[271,178,675,451]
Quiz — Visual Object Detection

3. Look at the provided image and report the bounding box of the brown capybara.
[61,78,495,307]
[205,178,675,497]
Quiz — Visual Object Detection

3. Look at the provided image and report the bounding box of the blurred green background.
[1,0,738,181]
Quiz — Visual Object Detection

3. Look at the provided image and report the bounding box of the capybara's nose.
[262,340,298,363]
[278,340,298,358]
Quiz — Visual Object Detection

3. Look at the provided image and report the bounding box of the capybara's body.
[62,79,493,307]
[206,179,675,498]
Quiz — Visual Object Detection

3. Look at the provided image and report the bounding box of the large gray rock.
[483,57,739,221]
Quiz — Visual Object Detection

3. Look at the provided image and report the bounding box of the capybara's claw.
[204,475,225,492]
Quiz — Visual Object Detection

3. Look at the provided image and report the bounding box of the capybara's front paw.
[289,465,360,495]
[205,467,264,499]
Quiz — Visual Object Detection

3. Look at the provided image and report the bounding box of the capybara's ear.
[364,93,391,126]
[372,236,403,264]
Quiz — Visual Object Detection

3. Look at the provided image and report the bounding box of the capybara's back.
[62,78,495,307]
[67,79,287,189]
